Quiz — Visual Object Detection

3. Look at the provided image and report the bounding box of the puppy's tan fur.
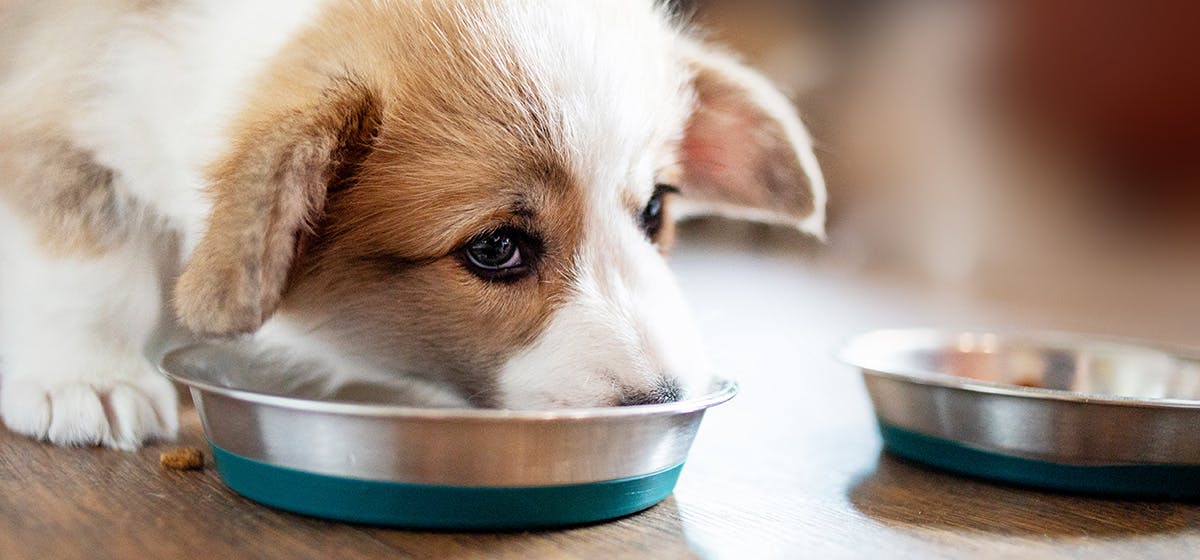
[0,136,126,256]
[173,0,825,402]
[173,3,596,399]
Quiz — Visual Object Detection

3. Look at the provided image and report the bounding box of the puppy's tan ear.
[673,40,827,236]
[175,84,380,335]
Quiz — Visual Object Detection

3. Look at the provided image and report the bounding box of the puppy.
[0,0,825,449]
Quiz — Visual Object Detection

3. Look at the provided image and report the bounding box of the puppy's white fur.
[1,0,326,448]
[75,0,327,248]
[500,227,709,408]
[0,202,176,449]
[449,1,707,407]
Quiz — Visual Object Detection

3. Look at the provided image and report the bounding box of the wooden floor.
[4,226,1200,559]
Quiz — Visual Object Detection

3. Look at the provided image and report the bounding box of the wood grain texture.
[4,224,1200,559]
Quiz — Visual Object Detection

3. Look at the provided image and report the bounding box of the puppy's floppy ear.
[672,40,827,236]
[175,83,380,335]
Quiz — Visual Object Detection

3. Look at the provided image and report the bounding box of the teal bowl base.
[878,422,1200,499]
[209,443,683,529]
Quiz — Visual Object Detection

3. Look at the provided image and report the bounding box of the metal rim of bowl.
[160,344,738,420]
[838,327,1200,410]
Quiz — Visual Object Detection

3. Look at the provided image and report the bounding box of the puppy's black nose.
[618,378,683,406]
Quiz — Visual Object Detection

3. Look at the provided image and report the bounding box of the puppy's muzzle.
[617,377,684,406]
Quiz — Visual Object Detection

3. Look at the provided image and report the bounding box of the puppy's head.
[175,1,825,408]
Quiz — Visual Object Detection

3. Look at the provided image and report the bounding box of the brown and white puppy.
[0,0,825,449]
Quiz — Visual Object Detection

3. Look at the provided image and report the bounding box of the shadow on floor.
[846,451,1200,537]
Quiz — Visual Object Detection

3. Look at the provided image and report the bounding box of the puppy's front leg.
[0,204,177,450]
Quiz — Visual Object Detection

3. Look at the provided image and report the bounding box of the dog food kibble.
[160,447,205,470]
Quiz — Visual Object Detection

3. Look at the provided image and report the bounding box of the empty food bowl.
[841,328,1200,498]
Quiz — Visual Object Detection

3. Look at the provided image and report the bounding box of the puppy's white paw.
[1,367,178,450]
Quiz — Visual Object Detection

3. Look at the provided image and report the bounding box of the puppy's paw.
[1,367,178,450]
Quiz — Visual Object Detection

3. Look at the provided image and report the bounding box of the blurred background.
[670,0,1200,344]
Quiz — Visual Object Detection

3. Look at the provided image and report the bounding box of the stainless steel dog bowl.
[841,328,1200,498]
[160,343,736,528]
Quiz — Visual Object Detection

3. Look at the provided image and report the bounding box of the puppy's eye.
[462,227,534,281]
[640,184,677,240]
